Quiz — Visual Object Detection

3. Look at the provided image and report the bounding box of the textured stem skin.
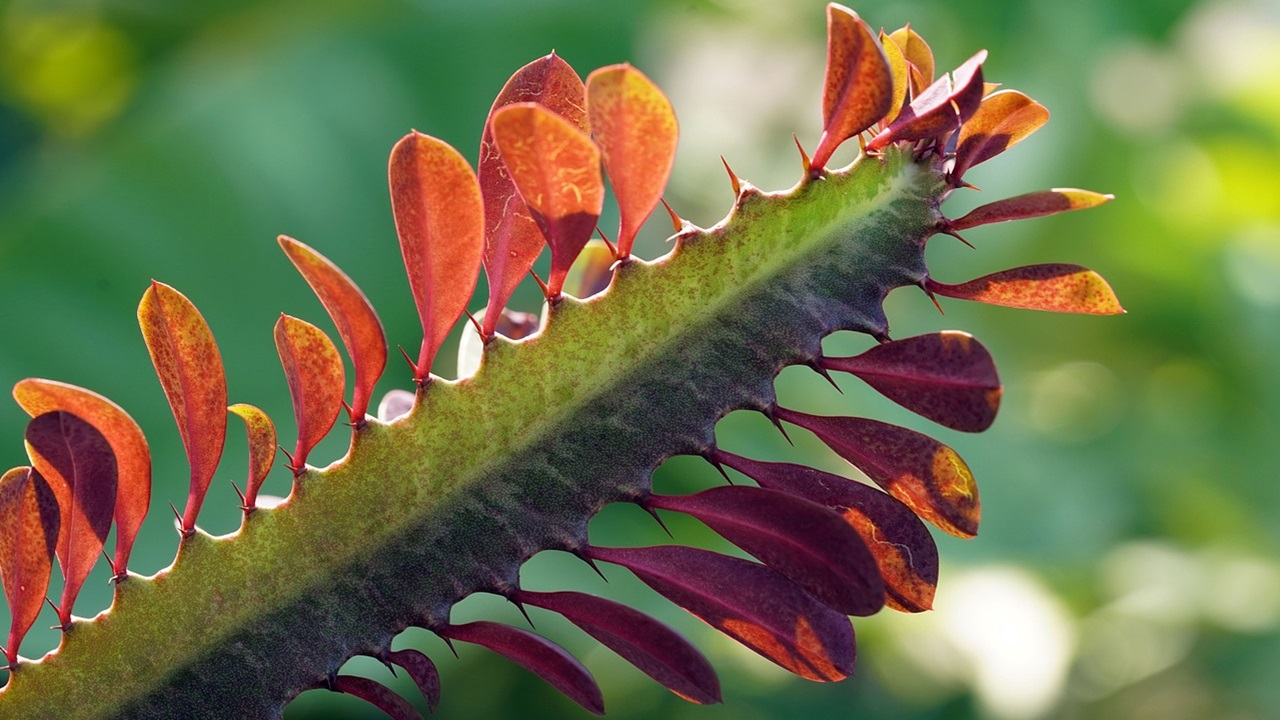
[0,148,944,719]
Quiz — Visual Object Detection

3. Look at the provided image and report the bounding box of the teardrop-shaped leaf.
[227,404,276,510]
[138,280,226,533]
[586,64,677,259]
[820,331,1001,432]
[331,675,423,720]
[952,90,1049,179]
[441,621,604,715]
[649,486,884,616]
[589,545,856,682]
[388,131,485,382]
[866,50,987,151]
[0,467,59,664]
[714,452,939,613]
[274,315,345,473]
[811,5,893,171]
[278,235,387,423]
[879,29,909,125]
[928,264,1125,315]
[886,25,934,94]
[491,102,604,296]
[387,648,441,714]
[24,412,117,625]
[12,379,149,577]
[949,188,1114,231]
[776,409,979,538]
[564,239,615,299]
[518,589,721,705]
[480,53,587,337]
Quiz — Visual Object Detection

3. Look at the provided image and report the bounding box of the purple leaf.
[517,589,721,704]
[648,486,884,616]
[441,621,604,715]
[867,50,987,150]
[388,649,441,714]
[588,545,856,682]
[331,675,423,720]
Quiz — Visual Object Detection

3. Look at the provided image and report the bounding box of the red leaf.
[227,404,276,510]
[12,379,149,577]
[649,486,884,616]
[274,315,345,473]
[278,236,387,423]
[928,264,1125,315]
[441,621,604,715]
[479,53,587,337]
[952,90,1049,179]
[810,4,893,171]
[866,50,987,151]
[23,412,116,626]
[0,467,59,664]
[821,331,1001,432]
[715,452,939,613]
[586,63,678,258]
[331,675,423,720]
[388,132,485,382]
[589,545,856,682]
[948,189,1113,231]
[491,102,604,297]
[776,409,980,538]
[518,589,721,704]
[387,649,441,714]
[139,281,227,534]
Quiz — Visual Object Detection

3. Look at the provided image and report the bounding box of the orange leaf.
[491,103,604,296]
[953,90,1049,178]
[279,236,386,423]
[12,379,150,578]
[879,29,909,125]
[886,25,934,95]
[138,281,227,534]
[480,53,587,337]
[586,64,677,259]
[388,132,485,382]
[949,188,1113,231]
[0,466,58,664]
[274,315,345,473]
[228,404,276,510]
[929,264,1125,315]
[811,5,893,171]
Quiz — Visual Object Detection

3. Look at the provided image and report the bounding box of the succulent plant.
[0,4,1121,718]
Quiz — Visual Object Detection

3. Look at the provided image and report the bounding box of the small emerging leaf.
[228,404,276,510]
[886,25,934,95]
[564,239,615,299]
[274,315,345,473]
[388,648,441,714]
[649,486,885,615]
[949,188,1113,231]
[811,4,893,171]
[928,264,1125,315]
[587,64,678,258]
[12,379,149,577]
[377,389,415,423]
[519,590,721,705]
[867,50,987,151]
[821,331,1001,432]
[388,131,485,381]
[777,409,980,538]
[952,90,1049,179]
[0,467,59,664]
[457,307,541,379]
[138,281,227,533]
[491,102,604,297]
[279,235,387,423]
[24,412,117,625]
[590,545,856,682]
[331,675,423,720]
[480,53,587,337]
[442,621,605,715]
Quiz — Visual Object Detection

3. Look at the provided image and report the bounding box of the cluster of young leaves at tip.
[0,4,1122,718]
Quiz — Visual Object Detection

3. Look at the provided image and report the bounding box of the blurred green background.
[1,0,1278,718]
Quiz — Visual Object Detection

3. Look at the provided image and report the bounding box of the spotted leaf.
[274,315,345,473]
[928,264,1124,315]
[811,4,893,171]
[0,467,59,664]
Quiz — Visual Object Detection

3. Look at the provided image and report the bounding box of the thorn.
[396,345,418,376]
[660,198,682,233]
[463,309,484,337]
[230,480,246,506]
[528,269,552,301]
[940,226,974,248]
[44,597,58,617]
[721,156,741,196]
[705,454,733,485]
[573,548,609,582]
[169,501,194,538]
[279,446,301,477]
[509,596,535,629]
[763,405,794,446]
[806,360,842,393]
[101,548,117,579]
[637,500,675,539]
[920,280,945,315]
[440,634,459,659]
[873,330,893,344]
[792,134,812,176]
[594,226,618,257]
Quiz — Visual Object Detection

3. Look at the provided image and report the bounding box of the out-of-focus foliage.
[0,0,1276,718]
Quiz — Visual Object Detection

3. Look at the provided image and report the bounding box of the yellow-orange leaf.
[564,239,615,299]
[879,29,909,125]
[950,188,1113,231]
[274,315,345,473]
[12,379,149,578]
[228,404,276,510]
[886,25,934,95]
[388,132,485,382]
[586,64,677,259]
[0,466,58,665]
[491,103,603,296]
[811,4,892,171]
[953,90,1049,178]
[929,264,1125,315]
[138,281,226,534]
